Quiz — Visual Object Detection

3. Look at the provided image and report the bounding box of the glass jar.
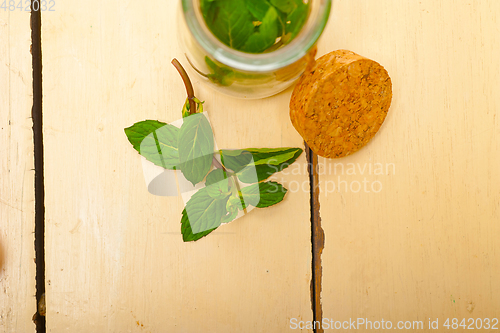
[178,0,332,99]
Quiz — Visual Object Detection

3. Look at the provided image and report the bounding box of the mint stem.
[172,58,226,173]
[171,58,196,115]
[212,157,224,170]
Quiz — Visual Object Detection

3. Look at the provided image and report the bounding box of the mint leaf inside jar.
[201,0,309,53]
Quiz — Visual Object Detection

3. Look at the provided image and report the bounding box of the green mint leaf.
[125,120,166,152]
[227,181,287,209]
[201,0,215,18]
[222,198,239,223]
[252,150,297,165]
[193,98,204,113]
[201,0,218,27]
[205,169,231,199]
[256,181,287,208]
[202,0,309,53]
[181,208,217,242]
[270,0,297,13]
[242,7,279,53]
[219,149,253,173]
[222,206,238,224]
[243,181,287,208]
[207,72,235,86]
[182,97,204,118]
[204,0,255,49]
[205,56,270,86]
[206,168,228,185]
[220,147,303,183]
[285,0,308,38]
[246,0,272,21]
[241,148,303,182]
[276,9,287,37]
[181,187,229,242]
[228,192,249,211]
[124,120,179,169]
[178,113,215,186]
[205,56,236,86]
[181,99,190,118]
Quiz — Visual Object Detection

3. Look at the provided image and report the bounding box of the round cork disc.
[290,50,392,158]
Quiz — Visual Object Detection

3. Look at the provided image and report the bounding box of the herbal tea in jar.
[179,0,331,99]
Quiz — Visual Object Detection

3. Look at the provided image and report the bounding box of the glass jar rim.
[181,0,332,72]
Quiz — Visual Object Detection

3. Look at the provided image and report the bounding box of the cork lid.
[290,50,392,158]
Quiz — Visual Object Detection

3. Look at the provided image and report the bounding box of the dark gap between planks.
[31,4,45,333]
[306,143,325,333]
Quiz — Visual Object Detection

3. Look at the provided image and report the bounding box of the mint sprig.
[124,59,303,242]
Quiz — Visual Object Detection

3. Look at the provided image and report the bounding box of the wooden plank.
[42,1,312,331]
[319,0,500,330]
[0,10,36,333]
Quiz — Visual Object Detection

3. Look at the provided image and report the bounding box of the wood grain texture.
[0,10,36,333]
[42,1,312,332]
[319,0,500,330]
